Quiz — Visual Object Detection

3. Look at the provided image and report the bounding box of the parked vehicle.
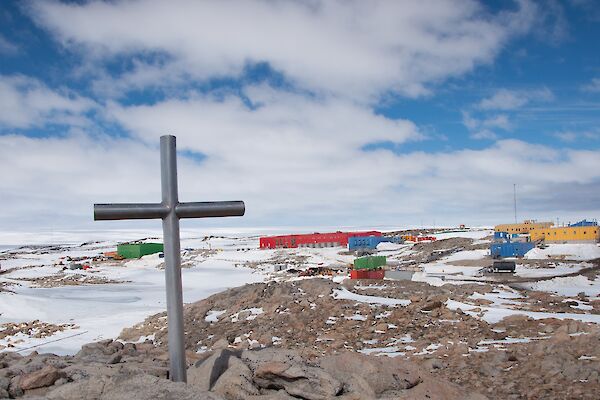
[488,260,516,273]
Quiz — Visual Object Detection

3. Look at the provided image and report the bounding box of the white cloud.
[477,87,554,110]
[0,75,95,129]
[554,130,600,142]
[1,126,599,230]
[0,34,18,55]
[462,111,510,139]
[28,0,537,100]
[2,1,596,231]
[470,129,498,140]
[582,78,600,93]
[482,114,511,130]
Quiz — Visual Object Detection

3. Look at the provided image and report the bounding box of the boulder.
[211,355,259,399]
[254,361,342,400]
[20,365,65,390]
[188,349,241,391]
[421,300,443,311]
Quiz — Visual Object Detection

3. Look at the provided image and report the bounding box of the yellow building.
[530,226,600,243]
[494,220,554,234]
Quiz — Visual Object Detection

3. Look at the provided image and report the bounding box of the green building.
[117,243,164,259]
[353,255,387,270]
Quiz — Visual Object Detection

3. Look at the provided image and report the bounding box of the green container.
[117,243,164,259]
[354,256,387,270]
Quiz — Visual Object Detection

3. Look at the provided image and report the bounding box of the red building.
[259,231,382,249]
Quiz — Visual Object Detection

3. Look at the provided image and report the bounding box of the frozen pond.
[0,242,265,355]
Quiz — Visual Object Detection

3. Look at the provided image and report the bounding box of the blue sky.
[1,0,599,231]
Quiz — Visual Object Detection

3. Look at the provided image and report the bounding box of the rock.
[0,377,9,391]
[45,374,223,400]
[501,315,531,326]
[422,300,443,311]
[75,340,118,362]
[54,378,67,387]
[423,358,444,370]
[373,322,388,332]
[254,361,342,400]
[20,365,65,390]
[107,354,122,364]
[122,343,138,356]
[8,376,22,398]
[211,355,259,399]
[188,349,240,391]
[320,352,421,395]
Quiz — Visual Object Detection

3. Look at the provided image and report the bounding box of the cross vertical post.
[93,135,245,383]
[160,135,186,382]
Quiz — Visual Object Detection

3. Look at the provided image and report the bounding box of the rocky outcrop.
[0,342,484,400]
[185,347,484,400]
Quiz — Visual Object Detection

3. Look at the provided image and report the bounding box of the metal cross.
[93,135,244,382]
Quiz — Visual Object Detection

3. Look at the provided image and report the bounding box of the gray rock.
[46,374,223,400]
[8,376,22,398]
[188,349,240,391]
[0,376,9,391]
[423,358,444,370]
[211,355,259,399]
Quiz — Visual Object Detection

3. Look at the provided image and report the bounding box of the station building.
[530,225,599,243]
[494,220,554,234]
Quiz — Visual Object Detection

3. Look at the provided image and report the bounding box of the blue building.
[490,242,534,258]
[348,236,403,251]
[569,219,598,227]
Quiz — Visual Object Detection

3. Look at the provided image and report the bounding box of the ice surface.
[0,235,266,355]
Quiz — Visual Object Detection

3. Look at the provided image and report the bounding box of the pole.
[160,135,187,383]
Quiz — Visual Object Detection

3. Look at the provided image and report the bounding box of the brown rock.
[421,300,443,311]
[20,365,65,390]
[254,361,342,400]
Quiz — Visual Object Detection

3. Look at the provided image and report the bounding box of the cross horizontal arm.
[176,201,245,219]
[94,203,168,221]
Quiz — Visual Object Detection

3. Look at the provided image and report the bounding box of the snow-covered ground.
[432,229,493,241]
[519,275,600,298]
[1,227,599,356]
[0,236,267,355]
[525,243,600,261]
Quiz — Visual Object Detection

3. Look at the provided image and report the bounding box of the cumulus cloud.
[581,78,600,93]
[477,87,554,110]
[1,0,596,231]
[1,128,599,230]
[27,0,538,100]
[0,75,95,129]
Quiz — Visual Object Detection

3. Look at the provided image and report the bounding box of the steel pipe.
[93,203,168,220]
[176,201,245,219]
